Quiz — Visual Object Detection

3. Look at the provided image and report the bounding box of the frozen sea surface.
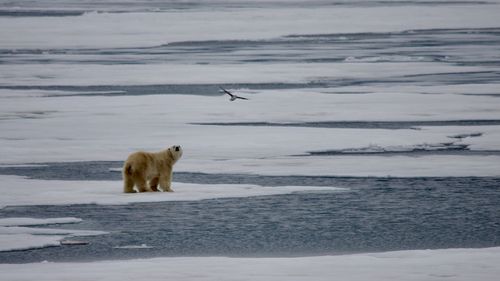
[1,1,500,278]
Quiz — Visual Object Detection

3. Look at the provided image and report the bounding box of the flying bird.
[219,87,249,101]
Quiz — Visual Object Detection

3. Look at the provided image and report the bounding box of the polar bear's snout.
[170,145,183,160]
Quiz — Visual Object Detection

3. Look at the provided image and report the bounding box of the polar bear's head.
[168,145,183,162]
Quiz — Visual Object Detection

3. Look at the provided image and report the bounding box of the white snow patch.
[0,217,82,227]
[114,244,153,249]
[179,155,500,178]
[0,234,64,252]
[0,217,106,252]
[1,247,499,281]
[0,175,345,209]
[1,92,500,165]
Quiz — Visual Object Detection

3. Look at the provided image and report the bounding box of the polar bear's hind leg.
[149,177,159,192]
[135,175,151,192]
[123,175,136,193]
[123,164,136,193]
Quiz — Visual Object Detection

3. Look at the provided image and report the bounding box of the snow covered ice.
[2,247,500,281]
[0,217,106,252]
[0,175,345,208]
[1,0,500,280]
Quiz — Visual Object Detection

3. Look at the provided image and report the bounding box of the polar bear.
[122,145,183,193]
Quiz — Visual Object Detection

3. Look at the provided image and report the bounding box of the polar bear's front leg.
[159,174,173,192]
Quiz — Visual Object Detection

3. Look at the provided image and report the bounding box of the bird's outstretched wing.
[219,86,249,100]
[219,87,234,97]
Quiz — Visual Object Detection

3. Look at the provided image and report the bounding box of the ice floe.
[0,175,345,208]
[0,217,82,226]
[179,155,500,178]
[1,91,499,178]
[114,244,153,249]
[0,217,106,252]
[1,247,499,281]
[1,92,500,164]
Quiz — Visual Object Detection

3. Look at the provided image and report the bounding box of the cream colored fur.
[122,145,183,193]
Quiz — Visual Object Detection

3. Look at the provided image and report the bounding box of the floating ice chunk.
[60,240,89,246]
[0,217,107,252]
[114,244,153,249]
[0,234,63,252]
[0,217,82,227]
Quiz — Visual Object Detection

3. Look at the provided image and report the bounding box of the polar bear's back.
[123,151,157,176]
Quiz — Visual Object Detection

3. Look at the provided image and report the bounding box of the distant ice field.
[2,1,500,49]
[1,92,500,177]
